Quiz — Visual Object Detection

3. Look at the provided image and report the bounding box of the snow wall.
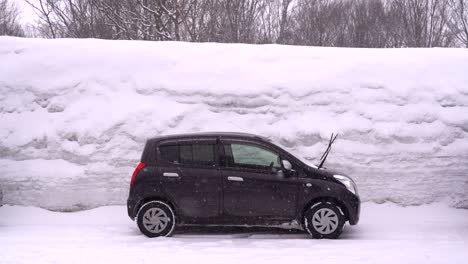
[1,37,467,211]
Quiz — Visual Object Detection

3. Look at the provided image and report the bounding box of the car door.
[157,138,222,224]
[220,139,299,224]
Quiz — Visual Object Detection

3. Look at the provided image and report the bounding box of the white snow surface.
[1,203,467,264]
[1,37,468,210]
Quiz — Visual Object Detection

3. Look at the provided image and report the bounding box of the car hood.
[304,166,347,180]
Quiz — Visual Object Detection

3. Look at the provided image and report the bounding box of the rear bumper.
[127,198,137,221]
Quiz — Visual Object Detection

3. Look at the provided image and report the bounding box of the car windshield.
[286,148,318,169]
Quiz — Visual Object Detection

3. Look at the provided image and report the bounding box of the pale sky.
[12,0,40,25]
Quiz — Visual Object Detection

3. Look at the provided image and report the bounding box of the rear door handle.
[227,176,243,182]
[163,172,179,178]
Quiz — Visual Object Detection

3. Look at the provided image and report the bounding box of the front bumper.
[346,193,360,225]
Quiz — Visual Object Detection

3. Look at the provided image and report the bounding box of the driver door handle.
[227,176,243,182]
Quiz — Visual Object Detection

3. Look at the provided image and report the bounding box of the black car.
[127,132,359,239]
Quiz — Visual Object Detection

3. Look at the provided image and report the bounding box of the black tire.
[303,202,345,239]
[136,201,176,238]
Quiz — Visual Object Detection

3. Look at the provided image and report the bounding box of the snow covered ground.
[1,37,468,210]
[0,202,467,264]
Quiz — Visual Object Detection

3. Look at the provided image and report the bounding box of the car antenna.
[227,121,273,140]
[228,121,251,134]
[317,133,338,169]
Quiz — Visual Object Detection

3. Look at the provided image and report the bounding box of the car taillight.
[130,162,146,187]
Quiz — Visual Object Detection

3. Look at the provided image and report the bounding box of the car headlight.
[333,175,358,195]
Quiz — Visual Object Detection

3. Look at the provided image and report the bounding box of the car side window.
[179,144,192,164]
[224,143,280,169]
[159,144,178,163]
[159,142,216,167]
[193,144,215,165]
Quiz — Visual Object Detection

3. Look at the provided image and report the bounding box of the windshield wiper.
[317,133,338,169]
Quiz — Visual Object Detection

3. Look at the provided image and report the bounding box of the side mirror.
[282,160,292,171]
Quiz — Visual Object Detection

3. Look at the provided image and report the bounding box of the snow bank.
[0,37,467,210]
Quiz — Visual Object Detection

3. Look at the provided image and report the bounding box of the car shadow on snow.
[166,225,359,239]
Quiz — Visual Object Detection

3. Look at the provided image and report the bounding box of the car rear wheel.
[303,202,345,239]
[137,201,176,237]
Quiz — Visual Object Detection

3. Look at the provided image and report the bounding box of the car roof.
[148,132,271,143]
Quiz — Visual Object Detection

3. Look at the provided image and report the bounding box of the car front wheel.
[137,201,176,237]
[303,202,345,239]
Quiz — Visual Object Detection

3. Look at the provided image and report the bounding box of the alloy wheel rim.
[142,208,170,233]
[311,208,339,235]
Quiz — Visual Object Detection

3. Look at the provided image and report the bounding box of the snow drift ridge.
[1,37,467,210]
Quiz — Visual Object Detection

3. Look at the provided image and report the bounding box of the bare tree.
[256,0,280,43]
[256,0,295,44]
[91,0,192,41]
[389,0,452,47]
[183,0,225,42]
[449,0,468,47]
[277,0,292,44]
[291,0,351,46]
[348,0,387,47]
[0,0,25,36]
[25,0,116,39]
[15,0,467,47]
[25,0,57,38]
[135,0,192,41]
[219,0,265,43]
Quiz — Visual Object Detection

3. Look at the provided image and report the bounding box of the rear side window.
[193,144,215,165]
[159,145,178,163]
[180,145,192,164]
[159,142,216,166]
